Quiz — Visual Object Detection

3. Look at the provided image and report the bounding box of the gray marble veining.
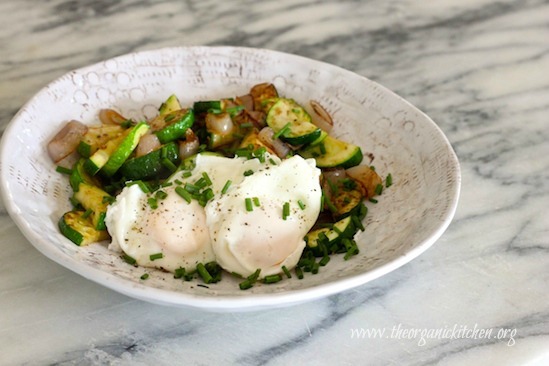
[1,0,548,365]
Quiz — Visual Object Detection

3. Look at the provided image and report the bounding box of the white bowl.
[0,46,460,311]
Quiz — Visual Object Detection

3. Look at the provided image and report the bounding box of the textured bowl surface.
[0,46,460,311]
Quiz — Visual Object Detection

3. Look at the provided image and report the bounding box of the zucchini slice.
[84,132,128,176]
[154,109,195,144]
[77,124,125,158]
[70,158,99,192]
[328,187,364,218]
[159,94,182,116]
[59,211,109,246]
[305,216,357,256]
[266,98,321,146]
[120,142,180,181]
[299,135,363,169]
[101,122,150,176]
[250,83,279,112]
[73,183,113,231]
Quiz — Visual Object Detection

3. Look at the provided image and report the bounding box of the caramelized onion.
[206,112,235,135]
[308,100,333,133]
[47,120,88,163]
[236,94,254,112]
[346,165,382,198]
[258,127,291,158]
[135,132,161,157]
[99,109,128,125]
[179,129,200,159]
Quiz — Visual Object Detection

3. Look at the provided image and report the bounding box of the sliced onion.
[99,109,128,125]
[323,168,347,184]
[179,129,200,159]
[247,110,266,128]
[346,165,382,198]
[236,94,254,112]
[56,150,80,169]
[135,132,161,157]
[258,127,291,158]
[47,120,88,163]
[206,112,235,135]
[308,100,333,133]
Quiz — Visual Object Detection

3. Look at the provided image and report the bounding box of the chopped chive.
[82,208,93,219]
[253,146,267,163]
[182,171,192,178]
[295,266,304,279]
[327,179,338,194]
[245,197,253,212]
[202,188,214,202]
[239,279,253,290]
[358,203,368,219]
[123,254,136,265]
[162,158,177,173]
[319,142,327,155]
[311,262,320,274]
[319,255,330,266]
[231,271,244,278]
[161,181,173,188]
[175,186,192,203]
[252,197,261,207]
[195,177,207,188]
[269,158,277,165]
[386,173,393,188]
[149,252,163,261]
[374,183,383,196]
[247,268,261,281]
[263,274,282,284]
[369,198,378,204]
[297,200,306,210]
[332,225,343,235]
[273,122,291,139]
[243,169,254,176]
[221,180,232,194]
[128,180,150,193]
[185,182,201,194]
[324,195,338,213]
[147,197,158,209]
[281,265,292,279]
[352,215,365,231]
[140,273,149,280]
[370,165,376,171]
[55,166,72,175]
[155,190,168,200]
[239,121,253,128]
[344,245,359,260]
[227,105,245,116]
[174,267,186,279]
[282,201,290,220]
[174,179,183,185]
[202,172,212,186]
[196,263,213,284]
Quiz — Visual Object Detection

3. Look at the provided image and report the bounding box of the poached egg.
[105,153,322,277]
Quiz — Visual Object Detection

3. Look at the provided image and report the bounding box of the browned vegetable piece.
[98,109,129,125]
[250,83,279,112]
[346,165,383,199]
[47,120,88,163]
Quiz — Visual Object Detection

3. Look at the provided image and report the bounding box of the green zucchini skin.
[59,211,109,246]
[266,98,322,146]
[155,109,195,144]
[298,135,363,169]
[120,142,180,181]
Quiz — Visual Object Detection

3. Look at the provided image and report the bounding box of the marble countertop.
[1,0,548,365]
